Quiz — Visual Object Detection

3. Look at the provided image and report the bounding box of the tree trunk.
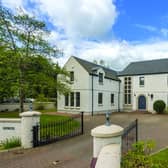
[19,59,24,113]
[19,87,24,112]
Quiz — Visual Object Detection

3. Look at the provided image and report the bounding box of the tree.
[99,59,105,66]
[0,4,69,112]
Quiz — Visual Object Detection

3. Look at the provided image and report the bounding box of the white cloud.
[2,0,168,71]
[31,0,118,39]
[56,39,168,70]
[161,28,168,37]
[135,24,157,32]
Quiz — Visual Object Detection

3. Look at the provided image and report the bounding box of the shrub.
[122,140,168,168]
[36,94,48,102]
[121,140,155,168]
[153,100,166,114]
[1,137,21,149]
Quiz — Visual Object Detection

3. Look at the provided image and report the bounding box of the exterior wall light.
[151,94,154,100]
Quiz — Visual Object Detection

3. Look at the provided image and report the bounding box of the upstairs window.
[99,73,103,83]
[70,92,74,106]
[111,94,114,104]
[139,77,144,86]
[76,92,80,107]
[65,94,69,106]
[98,93,103,105]
[70,71,74,82]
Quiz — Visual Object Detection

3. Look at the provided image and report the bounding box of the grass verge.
[152,148,168,162]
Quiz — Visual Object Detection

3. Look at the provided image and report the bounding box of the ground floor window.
[98,93,103,105]
[125,94,131,104]
[65,93,69,106]
[70,92,74,106]
[76,92,80,107]
[65,92,80,107]
[111,94,114,104]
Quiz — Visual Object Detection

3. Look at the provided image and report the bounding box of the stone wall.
[0,118,21,141]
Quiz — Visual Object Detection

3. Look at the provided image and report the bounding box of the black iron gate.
[33,112,84,147]
[122,119,138,155]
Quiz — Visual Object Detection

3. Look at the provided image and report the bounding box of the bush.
[121,140,155,168]
[153,100,166,114]
[36,94,48,102]
[34,103,45,110]
[1,137,21,149]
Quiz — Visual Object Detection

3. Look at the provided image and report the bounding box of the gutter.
[118,81,121,112]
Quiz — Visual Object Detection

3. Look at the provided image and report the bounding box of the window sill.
[64,106,80,109]
[98,104,103,106]
[139,85,144,87]
[111,103,114,106]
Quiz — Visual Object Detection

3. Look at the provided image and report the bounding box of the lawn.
[152,148,168,163]
[0,111,81,141]
[0,111,79,124]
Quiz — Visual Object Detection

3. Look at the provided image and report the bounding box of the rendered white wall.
[57,57,121,114]
[57,57,91,113]
[120,74,168,112]
[0,103,29,112]
[89,74,121,114]
[0,118,21,141]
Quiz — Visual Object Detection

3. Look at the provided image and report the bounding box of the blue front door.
[138,96,146,110]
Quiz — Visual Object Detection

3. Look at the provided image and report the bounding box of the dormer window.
[70,71,74,82]
[99,73,103,83]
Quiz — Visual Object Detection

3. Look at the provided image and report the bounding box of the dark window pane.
[111,94,114,104]
[128,94,131,104]
[98,93,103,104]
[76,92,80,107]
[65,94,69,106]
[99,73,103,83]
[139,77,144,86]
[70,71,74,81]
[124,94,127,104]
[70,92,74,106]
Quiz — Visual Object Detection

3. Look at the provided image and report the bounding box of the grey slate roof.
[73,56,120,81]
[118,58,168,76]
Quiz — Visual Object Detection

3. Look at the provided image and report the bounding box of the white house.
[118,59,168,113]
[57,56,122,114]
[57,57,168,114]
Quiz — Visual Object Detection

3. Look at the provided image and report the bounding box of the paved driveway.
[0,113,168,168]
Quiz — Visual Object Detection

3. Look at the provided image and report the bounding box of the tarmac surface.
[0,112,168,168]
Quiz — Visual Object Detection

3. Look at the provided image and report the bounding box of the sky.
[2,0,168,70]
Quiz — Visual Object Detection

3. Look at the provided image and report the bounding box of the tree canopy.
[0,4,70,111]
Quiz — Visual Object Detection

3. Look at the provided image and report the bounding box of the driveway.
[0,112,168,168]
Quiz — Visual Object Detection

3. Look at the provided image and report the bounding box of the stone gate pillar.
[20,111,41,148]
[91,124,123,168]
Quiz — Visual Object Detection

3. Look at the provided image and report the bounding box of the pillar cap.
[20,111,41,117]
[91,124,123,138]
